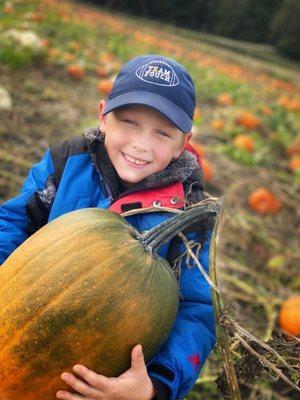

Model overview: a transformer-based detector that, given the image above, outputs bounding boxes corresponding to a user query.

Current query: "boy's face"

[99,101,192,188]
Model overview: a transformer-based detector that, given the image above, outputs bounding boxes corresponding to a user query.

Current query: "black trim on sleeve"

[150,377,170,400]
[148,364,175,383]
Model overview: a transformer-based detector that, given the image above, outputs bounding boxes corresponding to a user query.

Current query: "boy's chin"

[117,169,149,187]
[118,176,139,189]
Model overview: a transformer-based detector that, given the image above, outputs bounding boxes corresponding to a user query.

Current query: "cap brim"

[103,91,192,133]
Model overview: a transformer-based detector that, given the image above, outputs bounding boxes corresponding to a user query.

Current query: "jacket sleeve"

[147,228,216,400]
[0,150,55,264]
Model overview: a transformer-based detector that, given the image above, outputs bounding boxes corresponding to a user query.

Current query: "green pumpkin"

[0,202,218,399]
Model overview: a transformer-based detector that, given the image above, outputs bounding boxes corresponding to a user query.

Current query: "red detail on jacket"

[109,182,185,214]
[109,144,201,215]
[188,353,201,369]
[184,142,202,168]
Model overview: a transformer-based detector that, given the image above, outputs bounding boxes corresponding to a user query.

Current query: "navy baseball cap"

[103,55,196,133]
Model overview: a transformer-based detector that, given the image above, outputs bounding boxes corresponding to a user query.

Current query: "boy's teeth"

[124,154,148,165]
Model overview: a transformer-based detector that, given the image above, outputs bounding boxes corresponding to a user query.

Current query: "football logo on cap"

[135,60,179,87]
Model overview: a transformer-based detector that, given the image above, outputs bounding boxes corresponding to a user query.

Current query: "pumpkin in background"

[247,188,281,214]
[235,111,260,130]
[193,107,201,121]
[201,159,213,182]
[97,78,114,95]
[187,140,213,182]
[278,296,300,336]
[189,139,205,158]
[233,134,254,153]
[0,203,218,400]
[285,140,300,158]
[288,156,300,174]
[95,65,111,78]
[66,64,85,81]
[216,93,233,106]
[212,119,224,130]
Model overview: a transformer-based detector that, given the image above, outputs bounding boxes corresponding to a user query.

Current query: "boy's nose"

[131,142,149,153]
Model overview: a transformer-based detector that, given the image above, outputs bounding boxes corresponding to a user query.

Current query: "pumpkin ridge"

[0,241,139,357]
[0,222,138,318]
[0,227,85,293]
[0,249,176,395]
[0,245,103,337]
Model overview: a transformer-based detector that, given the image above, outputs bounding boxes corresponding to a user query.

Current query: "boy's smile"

[121,152,151,167]
[99,101,191,188]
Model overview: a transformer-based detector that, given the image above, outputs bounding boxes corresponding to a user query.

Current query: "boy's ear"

[185,131,193,144]
[98,100,107,134]
[173,131,193,159]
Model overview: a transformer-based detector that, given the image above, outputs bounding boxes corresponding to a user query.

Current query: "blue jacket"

[0,128,216,400]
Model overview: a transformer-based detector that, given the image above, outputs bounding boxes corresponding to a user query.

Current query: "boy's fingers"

[131,344,145,369]
[72,364,109,390]
[60,372,101,397]
[56,389,91,400]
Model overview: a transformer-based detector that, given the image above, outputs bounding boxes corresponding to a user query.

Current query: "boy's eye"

[123,119,137,126]
[157,130,170,138]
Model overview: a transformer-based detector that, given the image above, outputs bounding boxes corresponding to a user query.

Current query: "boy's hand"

[56,345,156,400]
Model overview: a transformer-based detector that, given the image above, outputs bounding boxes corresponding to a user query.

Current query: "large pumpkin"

[0,202,218,399]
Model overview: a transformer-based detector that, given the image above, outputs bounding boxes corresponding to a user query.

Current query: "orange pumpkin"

[95,66,111,78]
[278,97,300,111]
[233,134,254,153]
[212,119,224,130]
[278,96,289,108]
[189,139,205,158]
[288,156,300,173]
[278,296,300,336]
[247,188,281,214]
[66,64,85,81]
[69,41,81,51]
[279,97,300,112]
[48,47,60,59]
[62,53,76,63]
[97,79,114,95]
[216,93,233,106]
[285,141,300,158]
[100,52,115,63]
[262,106,272,116]
[28,13,44,23]
[194,107,201,121]
[288,100,300,112]
[235,112,260,130]
[40,39,50,48]
[3,3,14,13]
[201,159,213,182]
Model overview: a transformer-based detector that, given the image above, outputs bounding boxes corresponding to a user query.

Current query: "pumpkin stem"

[141,201,220,252]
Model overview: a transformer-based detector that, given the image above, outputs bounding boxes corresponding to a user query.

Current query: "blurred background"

[0,0,299,398]
[85,0,300,61]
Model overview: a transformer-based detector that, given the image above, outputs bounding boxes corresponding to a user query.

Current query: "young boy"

[0,55,216,400]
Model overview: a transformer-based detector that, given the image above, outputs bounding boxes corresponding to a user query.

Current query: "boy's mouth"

[122,152,151,167]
